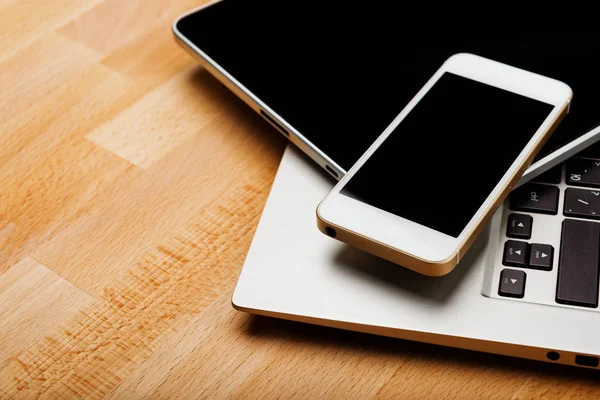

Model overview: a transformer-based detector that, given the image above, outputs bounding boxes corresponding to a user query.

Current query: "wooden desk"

[0,1,599,397]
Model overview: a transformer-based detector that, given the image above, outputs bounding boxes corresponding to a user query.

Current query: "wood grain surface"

[1,1,599,398]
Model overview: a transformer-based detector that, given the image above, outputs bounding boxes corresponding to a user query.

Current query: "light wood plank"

[104,292,266,400]
[87,69,224,168]
[0,55,141,275]
[101,21,196,87]
[0,163,279,398]
[374,356,526,399]
[0,34,102,133]
[511,373,600,399]
[0,0,16,9]
[0,0,103,62]
[113,294,402,400]
[0,257,92,366]
[2,0,600,397]
[58,0,206,55]
[31,73,284,296]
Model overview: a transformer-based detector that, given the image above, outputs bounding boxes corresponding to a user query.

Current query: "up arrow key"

[507,214,532,240]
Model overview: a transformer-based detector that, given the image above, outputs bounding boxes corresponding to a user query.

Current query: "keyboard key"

[533,165,562,184]
[563,188,600,220]
[503,240,528,267]
[506,213,532,239]
[566,158,600,188]
[556,219,600,308]
[499,269,526,298]
[528,243,553,271]
[510,183,559,215]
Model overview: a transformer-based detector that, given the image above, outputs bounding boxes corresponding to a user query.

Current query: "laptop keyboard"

[487,142,600,311]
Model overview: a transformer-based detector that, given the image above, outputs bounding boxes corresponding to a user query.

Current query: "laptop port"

[260,110,289,137]
[546,351,560,361]
[575,355,599,367]
[325,227,337,238]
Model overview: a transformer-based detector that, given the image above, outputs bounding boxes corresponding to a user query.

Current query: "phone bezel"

[317,53,572,272]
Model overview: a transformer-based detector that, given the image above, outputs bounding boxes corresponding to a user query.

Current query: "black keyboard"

[495,141,600,309]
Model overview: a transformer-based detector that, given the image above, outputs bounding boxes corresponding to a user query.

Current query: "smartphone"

[316,53,572,277]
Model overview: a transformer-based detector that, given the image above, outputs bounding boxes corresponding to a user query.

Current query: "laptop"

[174,4,600,368]
[233,143,600,369]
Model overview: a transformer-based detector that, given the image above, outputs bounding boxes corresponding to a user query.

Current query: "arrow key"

[507,213,533,239]
[499,269,526,298]
[528,243,554,271]
[503,240,528,267]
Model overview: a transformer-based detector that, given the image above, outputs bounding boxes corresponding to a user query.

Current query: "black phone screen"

[177,4,600,172]
[340,72,555,238]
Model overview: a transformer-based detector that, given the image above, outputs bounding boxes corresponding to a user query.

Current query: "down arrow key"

[499,269,526,298]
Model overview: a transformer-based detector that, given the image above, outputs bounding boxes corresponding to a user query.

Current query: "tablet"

[174,3,600,182]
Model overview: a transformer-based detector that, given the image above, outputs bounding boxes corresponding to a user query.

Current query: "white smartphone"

[317,53,572,277]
